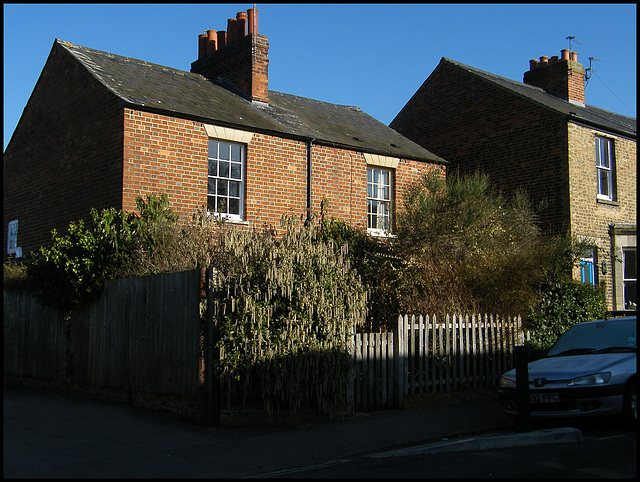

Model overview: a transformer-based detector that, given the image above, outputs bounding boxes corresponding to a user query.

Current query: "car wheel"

[623,381,637,430]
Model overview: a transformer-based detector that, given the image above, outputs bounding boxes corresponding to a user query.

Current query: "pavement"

[3,384,582,478]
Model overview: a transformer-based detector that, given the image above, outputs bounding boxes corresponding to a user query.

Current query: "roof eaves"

[442,57,636,139]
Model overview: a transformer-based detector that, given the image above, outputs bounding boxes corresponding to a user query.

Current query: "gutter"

[307,139,314,223]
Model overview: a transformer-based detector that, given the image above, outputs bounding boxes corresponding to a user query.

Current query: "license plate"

[530,393,559,403]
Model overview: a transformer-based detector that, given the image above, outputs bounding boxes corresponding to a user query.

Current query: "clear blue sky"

[3,3,637,151]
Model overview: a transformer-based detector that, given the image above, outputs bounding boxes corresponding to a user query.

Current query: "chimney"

[523,49,585,105]
[191,7,268,103]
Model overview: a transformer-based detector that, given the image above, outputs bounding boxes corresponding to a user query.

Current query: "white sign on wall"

[7,219,21,257]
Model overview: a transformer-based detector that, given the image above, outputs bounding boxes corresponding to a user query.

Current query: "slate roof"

[56,39,445,164]
[442,58,636,139]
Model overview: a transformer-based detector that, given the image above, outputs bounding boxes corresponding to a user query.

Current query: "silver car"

[498,316,636,428]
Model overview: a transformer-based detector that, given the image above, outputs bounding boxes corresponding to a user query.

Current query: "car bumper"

[498,385,626,418]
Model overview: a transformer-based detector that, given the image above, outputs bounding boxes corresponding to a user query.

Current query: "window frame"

[207,139,245,222]
[595,135,616,201]
[580,257,596,285]
[622,247,637,310]
[367,166,393,236]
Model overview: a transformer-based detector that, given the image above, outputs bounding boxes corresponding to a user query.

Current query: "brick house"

[4,7,446,259]
[390,50,636,311]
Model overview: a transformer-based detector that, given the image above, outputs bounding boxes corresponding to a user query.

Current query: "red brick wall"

[391,60,571,235]
[5,41,444,256]
[311,145,366,227]
[121,119,443,233]
[246,134,307,228]
[3,41,124,256]
[122,110,208,217]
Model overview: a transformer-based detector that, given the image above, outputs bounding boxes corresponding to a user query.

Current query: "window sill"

[596,198,619,207]
[206,212,250,225]
[367,229,396,239]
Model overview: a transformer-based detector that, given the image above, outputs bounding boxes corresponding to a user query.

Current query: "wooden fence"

[4,269,527,420]
[351,314,527,411]
[3,270,202,415]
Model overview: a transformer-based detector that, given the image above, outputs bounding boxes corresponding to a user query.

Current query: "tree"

[394,170,545,315]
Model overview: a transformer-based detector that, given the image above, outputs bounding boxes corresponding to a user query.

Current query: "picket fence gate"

[351,314,527,412]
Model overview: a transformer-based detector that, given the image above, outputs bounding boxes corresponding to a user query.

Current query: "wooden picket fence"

[4,269,528,420]
[351,314,527,411]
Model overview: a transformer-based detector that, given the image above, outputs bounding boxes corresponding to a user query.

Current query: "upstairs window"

[208,140,245,221]
[367,167,392,234]
[595,136,615,201]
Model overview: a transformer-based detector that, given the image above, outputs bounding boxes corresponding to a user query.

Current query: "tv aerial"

[566,35,582,52]
[585,56,601,83]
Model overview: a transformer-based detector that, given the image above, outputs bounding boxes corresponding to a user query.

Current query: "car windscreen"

[546,319,637,357]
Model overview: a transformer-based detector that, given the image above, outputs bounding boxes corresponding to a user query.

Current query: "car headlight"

[567,372,612,386]
[499,375,516,389]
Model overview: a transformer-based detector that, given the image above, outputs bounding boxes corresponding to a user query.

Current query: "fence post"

[347,333,355,415]
[514,345,532,432]
[393,315,405,409]
[203,267,221,426]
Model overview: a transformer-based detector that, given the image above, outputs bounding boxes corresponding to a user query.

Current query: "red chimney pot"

[198,33,208,59]
[236,11,248,37]
[207,29,217,54]
[247,7,258,35]
[227,18,237,43]
[217,30,227,49]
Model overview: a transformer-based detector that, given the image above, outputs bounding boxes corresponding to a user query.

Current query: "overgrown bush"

[317,209,402,332]
[26,219,110,311]
[3,257,29,290]
[13,185,609,413]
[210,216,367,414]
[24,193,181,311]
[394,170,545,316]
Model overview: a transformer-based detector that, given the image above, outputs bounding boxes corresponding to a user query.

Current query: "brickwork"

[524,59,585,104]
[391,58,636,310]
[122,110,208,218]
[3,42,124,255]
[191,34,269,103]
[6,72,441,255]
[391,61,571,234]
[568,123,637,306]
[245,134,308,228]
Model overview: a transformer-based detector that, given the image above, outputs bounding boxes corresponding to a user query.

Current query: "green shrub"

[3,258,29,290]
[26,220,109,311]
[24,193,178,311]
[525,279,606,356]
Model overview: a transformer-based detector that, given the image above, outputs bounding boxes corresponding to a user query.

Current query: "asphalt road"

[4,384,635,478]
[267,424,636,478]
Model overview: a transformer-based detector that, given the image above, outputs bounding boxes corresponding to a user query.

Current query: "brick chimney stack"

[523,49,585,105]
[191,7,269,103]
